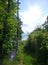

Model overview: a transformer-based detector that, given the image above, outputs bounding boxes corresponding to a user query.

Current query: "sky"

[19,0,48,34]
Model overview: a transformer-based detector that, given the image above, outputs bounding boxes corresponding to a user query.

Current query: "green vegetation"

[0,0,22,65]
[24,17,48,65]
[0,0,48,65]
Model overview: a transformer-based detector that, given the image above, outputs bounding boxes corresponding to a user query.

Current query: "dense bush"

[24,30,48,65]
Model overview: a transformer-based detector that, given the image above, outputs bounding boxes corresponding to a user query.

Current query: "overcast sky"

[19,0,48,33]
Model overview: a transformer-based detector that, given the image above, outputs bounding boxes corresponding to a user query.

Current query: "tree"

[24,29,48,65]
[15,0,23,54]
[0,0,22,64]
[42,16,48,31]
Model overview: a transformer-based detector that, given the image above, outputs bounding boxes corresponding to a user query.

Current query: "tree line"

[24,16,48,65]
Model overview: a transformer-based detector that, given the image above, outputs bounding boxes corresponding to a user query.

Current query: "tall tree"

[0,0,22,64]
[16,0,22,53]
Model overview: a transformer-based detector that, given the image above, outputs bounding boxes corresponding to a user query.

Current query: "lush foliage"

[24,17,48,65]
[0,0,48,65]
[0,0,22,65]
